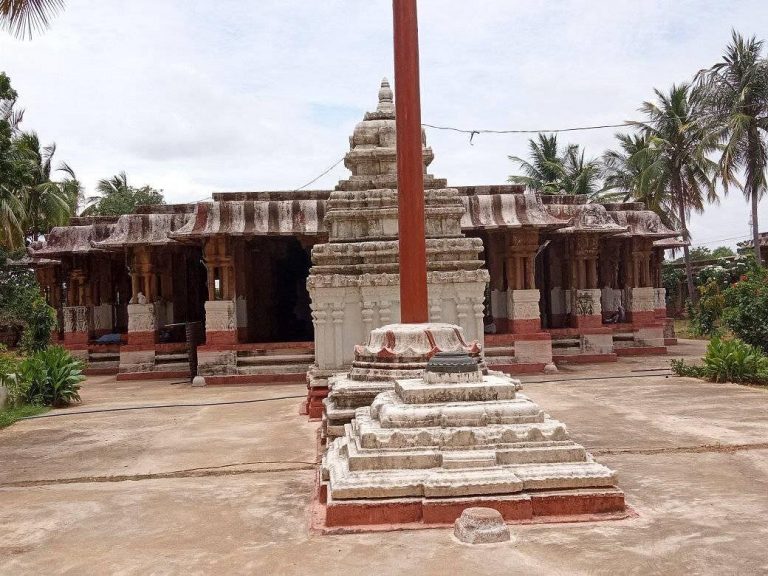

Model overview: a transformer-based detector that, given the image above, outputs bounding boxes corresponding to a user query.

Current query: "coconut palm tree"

[13,131,80,241]
[0,0,63,38]
[636,83,720,304]
[82,171,164,216]
[696,31,768,267]
[601,132,677,229]
[509,133,603,196]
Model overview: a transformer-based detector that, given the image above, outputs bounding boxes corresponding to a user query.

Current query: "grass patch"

[0,404,49,429]
[674,318,711,340]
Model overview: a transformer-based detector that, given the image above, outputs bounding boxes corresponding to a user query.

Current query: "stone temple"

[26,79,680,420]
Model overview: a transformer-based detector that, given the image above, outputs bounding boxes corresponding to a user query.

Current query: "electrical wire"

[292,157,345,191]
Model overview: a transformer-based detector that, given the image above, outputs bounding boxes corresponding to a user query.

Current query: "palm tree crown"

[696,30,768,266]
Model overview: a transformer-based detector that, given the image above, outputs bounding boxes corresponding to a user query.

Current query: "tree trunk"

[676,177,697,306]
[752,187,762,267]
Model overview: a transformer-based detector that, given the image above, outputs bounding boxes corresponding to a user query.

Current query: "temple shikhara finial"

[377,77,394,114]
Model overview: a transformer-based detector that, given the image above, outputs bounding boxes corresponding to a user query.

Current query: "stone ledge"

[311,472,628,532]
[553,353,618,365]
[614,346,667,357]
[204,373,307,386]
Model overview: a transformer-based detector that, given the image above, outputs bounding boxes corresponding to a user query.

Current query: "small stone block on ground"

[453,507,511,544]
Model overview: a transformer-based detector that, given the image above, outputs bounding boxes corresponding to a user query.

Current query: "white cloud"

[1,0,765,248]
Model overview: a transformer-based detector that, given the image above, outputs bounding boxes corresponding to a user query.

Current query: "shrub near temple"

[722,267,768,354]
[20,346,84,407]
[672,337,768,385]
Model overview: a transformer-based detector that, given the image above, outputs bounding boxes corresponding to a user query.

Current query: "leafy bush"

[0,352,28,407]
[21,346,84,406]
[0,249,57,349]
[687,279,725,336]
[671,337,768,385]
[722,267,768,354]
[20,297,56,353]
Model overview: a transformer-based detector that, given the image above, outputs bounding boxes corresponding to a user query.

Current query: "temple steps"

[612,332,636,346]
[86,350,120,374]
[550,337,582,356]
[236,353,315,366]
[234,348,314,376]
[237,363,314,375]
[483,345,516,366]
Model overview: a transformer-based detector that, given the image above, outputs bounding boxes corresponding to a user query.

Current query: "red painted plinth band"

[511,318,542,334]
[572,315,603,330]
[627,311,656,324]
[126,331,156,346]
[63,332,89,346]
[205,331,238,345]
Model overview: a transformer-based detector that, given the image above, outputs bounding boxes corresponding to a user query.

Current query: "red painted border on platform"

[64,332,89,347]
[664,338,678,346]
[198,340,314,353]
[627,311,656,324]
[205,373,307,386]
[615,346,667,357]
[116,370,189,381]
[126,331,156,346]
[510,318,542,334]
[572,315,603,330]
[553,353,618,364]
[312,475,628,532]
[204,331,239,346]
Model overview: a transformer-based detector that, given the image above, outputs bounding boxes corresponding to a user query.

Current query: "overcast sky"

[2,0,766,249]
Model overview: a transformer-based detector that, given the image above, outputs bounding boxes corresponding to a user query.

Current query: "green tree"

[509,133,603,196]
[12,131,81,241]
[0,0,64,39]
[697,31,768,267]
[82,172,164,216]
[601,132,677,229]
[0,72,25,249]
[637,83,720,304]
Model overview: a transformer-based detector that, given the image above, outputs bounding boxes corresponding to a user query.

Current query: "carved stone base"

[323,323,484,439]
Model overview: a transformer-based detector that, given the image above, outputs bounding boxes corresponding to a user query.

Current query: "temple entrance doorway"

[239,236,313,343]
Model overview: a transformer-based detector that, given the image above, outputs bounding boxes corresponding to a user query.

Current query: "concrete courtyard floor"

[1,339,767,575]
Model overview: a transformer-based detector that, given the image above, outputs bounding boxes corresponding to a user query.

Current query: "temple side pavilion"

[27,81,680,409]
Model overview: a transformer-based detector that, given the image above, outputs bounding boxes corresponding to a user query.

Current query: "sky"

[1,0,766,250]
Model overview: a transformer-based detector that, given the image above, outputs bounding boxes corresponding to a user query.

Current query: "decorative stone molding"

[323,323,485,439]
[507,289,541,320]
[127,303,158,333]
[63,306,90,334]
[92,304,113,333]
[625,287,656,313]
[204,300,236,333]
[573,289,602,317]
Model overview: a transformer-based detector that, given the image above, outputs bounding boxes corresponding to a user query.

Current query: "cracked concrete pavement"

[1,339,767,575]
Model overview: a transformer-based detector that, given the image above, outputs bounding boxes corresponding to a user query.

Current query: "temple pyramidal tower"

[305,79,489,418]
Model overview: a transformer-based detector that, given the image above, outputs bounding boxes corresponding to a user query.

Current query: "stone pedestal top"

[454,507,511,544]
[355,323,481,361]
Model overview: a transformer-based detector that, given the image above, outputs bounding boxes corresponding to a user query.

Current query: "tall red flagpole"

[393,0,429,323]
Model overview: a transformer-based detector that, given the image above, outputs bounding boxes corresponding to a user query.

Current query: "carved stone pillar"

[62,304,91,348]
[569,234,602,330]
[486,232,508,331]
[203,237,239,345]
[625,238,656,324]
[505,229,542,334]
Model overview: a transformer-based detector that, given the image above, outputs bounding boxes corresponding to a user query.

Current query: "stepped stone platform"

[317,341,626,530]
[322,323,485,440]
